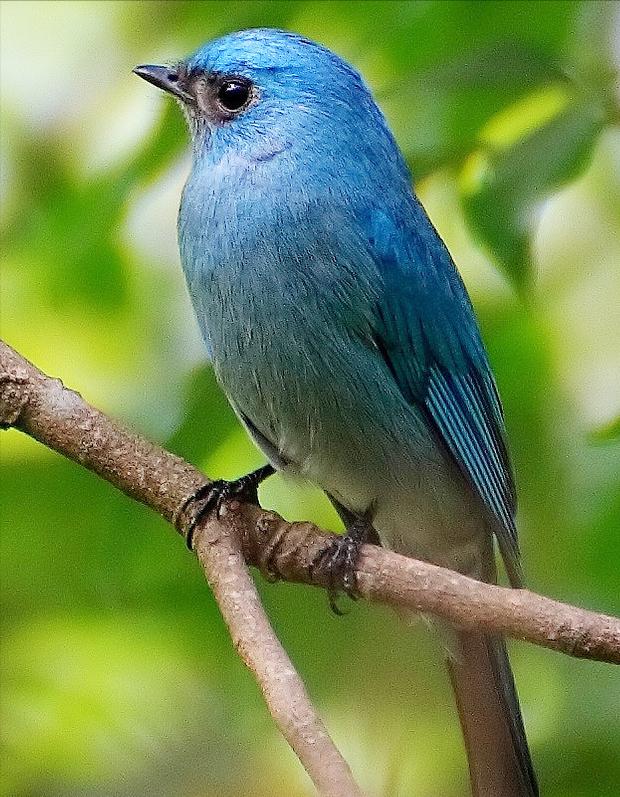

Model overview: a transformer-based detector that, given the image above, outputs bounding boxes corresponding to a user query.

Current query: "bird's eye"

[216,78,252,113]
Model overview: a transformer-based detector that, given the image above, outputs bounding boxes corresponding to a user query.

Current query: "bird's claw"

[310,520,371,614]
[180,465,274,550]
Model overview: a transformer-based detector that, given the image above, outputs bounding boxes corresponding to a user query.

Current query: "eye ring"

[215,77,253,115]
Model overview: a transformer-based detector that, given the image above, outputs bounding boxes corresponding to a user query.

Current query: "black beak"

[133,64,194,103]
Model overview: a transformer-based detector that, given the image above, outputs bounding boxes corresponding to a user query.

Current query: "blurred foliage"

[1,2,619,796]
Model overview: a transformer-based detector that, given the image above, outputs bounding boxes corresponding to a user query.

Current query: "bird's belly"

[215,341,488,576]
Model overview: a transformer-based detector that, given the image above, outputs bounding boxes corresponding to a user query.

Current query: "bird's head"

[134,28,402,176]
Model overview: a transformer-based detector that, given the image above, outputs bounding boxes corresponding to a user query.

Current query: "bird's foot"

[310,517,377,615]
[180,464,275,550]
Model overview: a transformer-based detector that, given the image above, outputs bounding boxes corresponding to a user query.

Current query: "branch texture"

[2,341,619,664]
[0,341,362,797]
[1,340,618,723]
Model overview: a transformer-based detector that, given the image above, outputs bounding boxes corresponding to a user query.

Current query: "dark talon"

[310,517,377,614]
[181,464,275,550]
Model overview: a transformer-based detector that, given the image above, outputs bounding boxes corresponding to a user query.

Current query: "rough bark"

[2,341,619,791]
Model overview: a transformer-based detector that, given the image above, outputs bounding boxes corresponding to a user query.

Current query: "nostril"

[168,72,178,82]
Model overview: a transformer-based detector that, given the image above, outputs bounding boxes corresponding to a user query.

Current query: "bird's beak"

[133,64,194,103]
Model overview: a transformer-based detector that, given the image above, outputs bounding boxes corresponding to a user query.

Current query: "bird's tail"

[447,630,538,796]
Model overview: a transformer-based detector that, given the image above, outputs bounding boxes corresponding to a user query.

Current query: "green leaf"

[384,40,566,177]
[166,364,239,464]
[589,416,620,444]
[461,96,606,287]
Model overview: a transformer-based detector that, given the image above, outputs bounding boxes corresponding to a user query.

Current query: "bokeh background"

[1,2,619,795]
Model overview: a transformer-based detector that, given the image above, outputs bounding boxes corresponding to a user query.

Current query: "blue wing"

[367,203,521,585]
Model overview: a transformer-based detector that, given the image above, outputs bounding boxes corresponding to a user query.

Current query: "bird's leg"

[311,508,380,614]
[180,464,275,550]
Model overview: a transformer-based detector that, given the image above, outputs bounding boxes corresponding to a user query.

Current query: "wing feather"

[367,204,521,584]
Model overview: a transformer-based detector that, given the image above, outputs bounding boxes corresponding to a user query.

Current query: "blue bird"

[135,28,537,796]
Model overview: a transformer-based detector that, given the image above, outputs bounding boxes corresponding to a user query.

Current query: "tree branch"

[0,341,363,797]
[1,340,619,789]
[240,509,620,663]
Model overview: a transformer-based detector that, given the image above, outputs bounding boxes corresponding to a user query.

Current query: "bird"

[134,27,538,796]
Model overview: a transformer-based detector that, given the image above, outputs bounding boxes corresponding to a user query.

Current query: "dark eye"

[216,78,252,113]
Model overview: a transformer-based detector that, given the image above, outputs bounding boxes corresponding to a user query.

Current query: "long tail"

[447,630,539,796]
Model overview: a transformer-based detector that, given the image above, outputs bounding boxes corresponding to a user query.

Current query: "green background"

[1,2,619,795]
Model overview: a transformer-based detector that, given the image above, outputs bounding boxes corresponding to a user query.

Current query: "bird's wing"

[366,205,521,585]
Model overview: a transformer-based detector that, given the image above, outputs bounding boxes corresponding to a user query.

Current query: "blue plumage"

[366,201,521,583]
[135,28,537,795]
